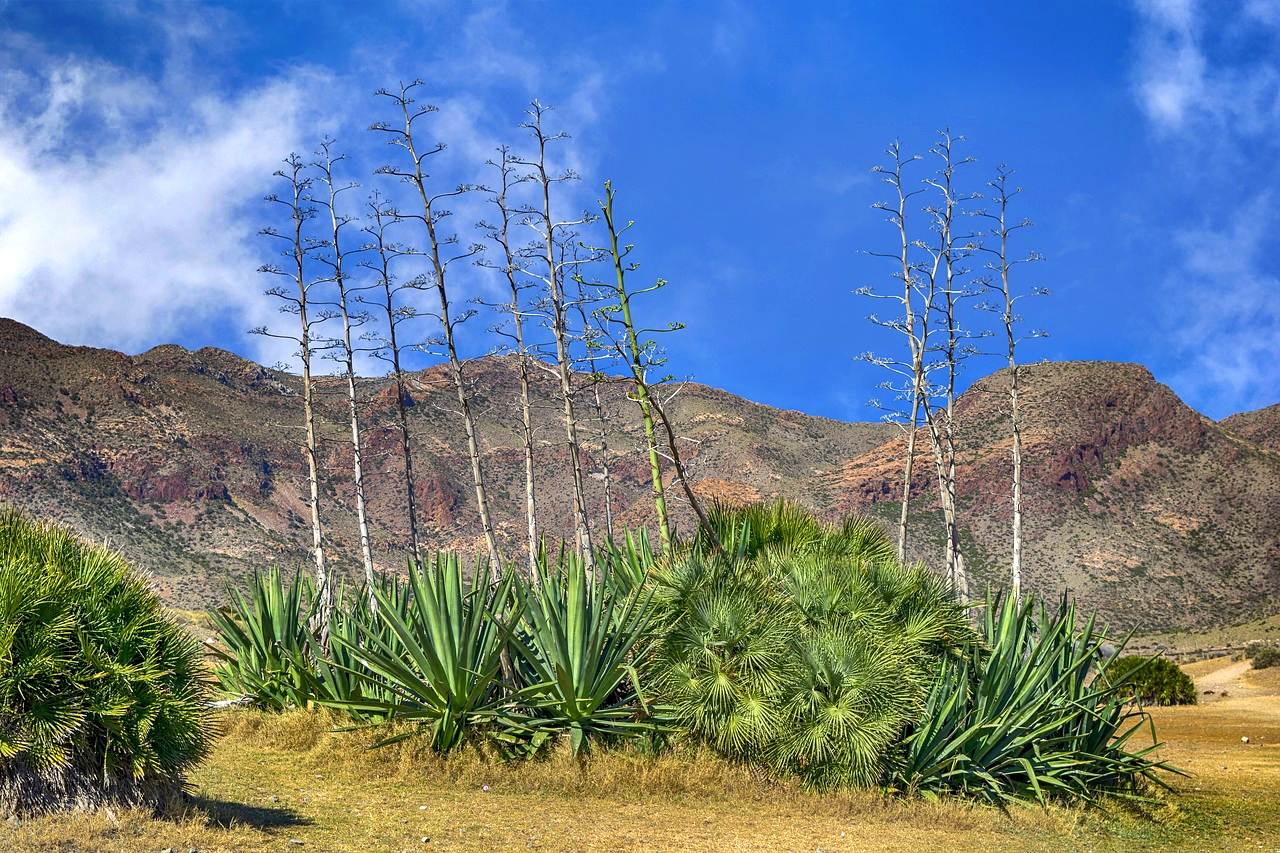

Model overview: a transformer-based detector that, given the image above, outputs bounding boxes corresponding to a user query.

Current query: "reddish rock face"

[417,473,464,530]
[370,383,415,411]
[117,466,229,503]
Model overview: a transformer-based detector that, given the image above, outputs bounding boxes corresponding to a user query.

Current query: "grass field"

[1135,611,1280,653]
[6,659,1279,852]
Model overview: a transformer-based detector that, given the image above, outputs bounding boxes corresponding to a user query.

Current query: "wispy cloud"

[1162,194,1280,416]
[1130,0,1280,414]
[0,0,657,368]
[1131,0,1280,135]
[0,27,331,365]
[709,0,758,65]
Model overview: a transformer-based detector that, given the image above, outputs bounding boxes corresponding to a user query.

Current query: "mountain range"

[2,317,1277,631]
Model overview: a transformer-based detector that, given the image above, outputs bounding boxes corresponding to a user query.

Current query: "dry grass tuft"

[219,709,1005,821]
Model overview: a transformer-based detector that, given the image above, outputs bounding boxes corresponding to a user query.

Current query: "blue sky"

[2,0,1278,420]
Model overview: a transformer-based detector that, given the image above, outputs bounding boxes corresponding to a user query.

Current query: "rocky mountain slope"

[3,317,1277,630]
[1221,403,1280,453]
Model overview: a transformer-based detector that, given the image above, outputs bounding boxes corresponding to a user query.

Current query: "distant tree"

[974,166,1047,601]
[512,102,597,569]
[477,147,541,577]
[253,153,332,641]
[371,81,502,571]
[311,138,377,608]
[359,191,424,566]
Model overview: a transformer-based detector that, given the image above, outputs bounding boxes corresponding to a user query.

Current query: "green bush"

[1109,656,1197,706]
[0,509,213,816]
[1246,642,1280,670]
[322,553,514,752]
[889,593,1179,805]
[648,501,970,789]
[208,568,406,718]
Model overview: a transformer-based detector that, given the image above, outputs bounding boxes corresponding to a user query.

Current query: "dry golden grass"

[1137,611,1280,652]
[6,661,1279,852]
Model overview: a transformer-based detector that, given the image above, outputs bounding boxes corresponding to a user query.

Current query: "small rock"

[418,805,428,811]
[482,784,490,792]
[421,837,430,844]
[189,848,199,853]
[1242,736,1250,744]
[270,796,279,803]
[161,848,172,853]
[289,840,305,846]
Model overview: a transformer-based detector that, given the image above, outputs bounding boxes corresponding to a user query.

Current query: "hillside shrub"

[0,508,213,816]
[1246,642,1280,670]
[888,593,1179,805]
[1109,656,1197,706]
[648,501,971,789]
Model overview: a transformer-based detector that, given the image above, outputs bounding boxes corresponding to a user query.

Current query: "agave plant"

[889,592,1180,805]
[320,554,512,752]
[0,508,213,815]
[207,565,315,711]
[502,549,663,755]
[303,574,413,720]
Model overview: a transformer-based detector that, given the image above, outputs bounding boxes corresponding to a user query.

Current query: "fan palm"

[0,508,213,815]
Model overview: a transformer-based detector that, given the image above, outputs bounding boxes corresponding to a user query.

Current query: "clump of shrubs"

[0,509,214,817]
[208,501,1177,806]
[1246,642,1280,670]
[1109,655,1197,706]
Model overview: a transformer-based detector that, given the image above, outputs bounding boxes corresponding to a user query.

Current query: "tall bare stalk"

[583,183,696,548]
[312,139,376,607]
[860,143,928,562]
[571,257,616,544]
[513,101,595,568]
[255,154,331,641]
[478,147,540,577]
[361,192,423,565]
[372,81,501,570]
[975,167,1046,601]
[919,131,981,602]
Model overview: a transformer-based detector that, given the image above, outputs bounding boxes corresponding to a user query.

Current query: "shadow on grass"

[183,795,310,831]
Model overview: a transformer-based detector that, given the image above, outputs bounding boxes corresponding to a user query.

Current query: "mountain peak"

[0,317,54,346]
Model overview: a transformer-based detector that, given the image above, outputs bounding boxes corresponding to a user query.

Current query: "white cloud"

[1131,1,1280,415]
[0,35,331,363]
[1162,195,1280,416]
[1131,0,1280,134]
[0,1,660,370]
